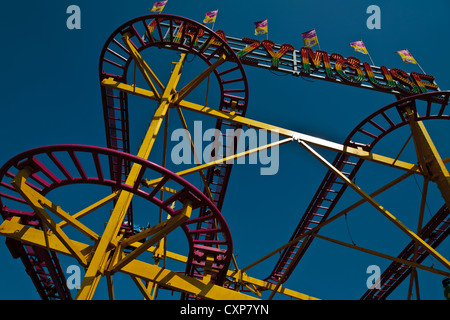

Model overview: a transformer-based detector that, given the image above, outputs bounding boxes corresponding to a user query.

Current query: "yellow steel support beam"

[0,218,259,300]
[57,191,119,229]
[106,273,115,300]
[0,217,321,300]
[405,107,450,209]
[143,137,293,188]
[119,259,259,300]
[228,269,320,300]
[0,218,92,259]
[122,33,164,98]
[76,53,187,300]
[242,158,450,275]
[111,201,192,273]
[178,99,421,173]
[130,276,154,300]
[100,78,421,174]
[175,54,226,103]
[11,167,88,266]
[39,200,99,242]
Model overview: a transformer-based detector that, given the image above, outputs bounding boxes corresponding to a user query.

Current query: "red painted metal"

[0,145,234,288]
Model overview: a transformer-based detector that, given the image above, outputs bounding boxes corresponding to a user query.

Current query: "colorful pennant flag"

[396,49,417,64]
[150,1,167,13]
[349,40,368,55]
[254,19,268,36]
[301,29,319,48]
[203,10,218,25]
[349,40,375,65]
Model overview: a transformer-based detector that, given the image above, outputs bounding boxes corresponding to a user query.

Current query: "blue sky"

[0,0,449,300]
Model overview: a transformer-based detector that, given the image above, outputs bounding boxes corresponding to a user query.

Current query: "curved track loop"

[0,145,233,290]
[99,14,249,242]
[266,91,450,295]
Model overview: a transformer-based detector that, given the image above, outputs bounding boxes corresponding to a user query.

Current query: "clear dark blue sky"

[0,0,449,300]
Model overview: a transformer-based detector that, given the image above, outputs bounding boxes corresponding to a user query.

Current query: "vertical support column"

[76,53,186,300]
[404,106,450,209]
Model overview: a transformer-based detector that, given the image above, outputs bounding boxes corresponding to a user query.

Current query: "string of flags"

[148,1,426,72]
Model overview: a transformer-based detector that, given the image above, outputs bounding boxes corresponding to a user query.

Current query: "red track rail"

[361,204,450,299]
[0,145,233,289]
[98,14,249,286]
[265,91,450,294]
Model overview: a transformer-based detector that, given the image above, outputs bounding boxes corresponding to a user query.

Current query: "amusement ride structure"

[0,14,449,300]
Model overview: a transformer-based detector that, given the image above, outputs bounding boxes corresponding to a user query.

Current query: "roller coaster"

[0,14,449,300]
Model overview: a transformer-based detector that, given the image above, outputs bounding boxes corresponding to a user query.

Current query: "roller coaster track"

[0,145,233,294]
[265,91,450,297]
[1,13,448,300]
[98,15,248,293]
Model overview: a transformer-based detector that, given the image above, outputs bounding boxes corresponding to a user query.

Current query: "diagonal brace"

[298,140,450,271]
[11,166,88,266]
[110,200,192,272]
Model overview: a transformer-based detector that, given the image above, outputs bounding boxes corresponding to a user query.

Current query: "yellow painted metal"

[76,53,187,300]
[57,191,119,229]
[39,199,99,241]
[143,137,293,188]
[178,99,421,173]
[4,34,447,301]
[106,273,115,300]
[111,201,192,272]
[11,167,88,266]
[226,268,319,300]
[240,170,415,274]
[122,32,164,98]
[0,215,320,300]
[0,218,92,258]
[119,258,259,300]
[101,78,421,174]
[130,276,154,300]
[405,107,450,209]
[175,54,226,103]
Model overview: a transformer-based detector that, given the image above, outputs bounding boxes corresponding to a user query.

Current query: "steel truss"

[0,14,449,300]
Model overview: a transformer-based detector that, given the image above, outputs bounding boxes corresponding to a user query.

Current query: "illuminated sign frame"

[151,20,441,98]
[216,33,440,97]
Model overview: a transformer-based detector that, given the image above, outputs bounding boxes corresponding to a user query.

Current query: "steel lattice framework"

[0,14,449,300]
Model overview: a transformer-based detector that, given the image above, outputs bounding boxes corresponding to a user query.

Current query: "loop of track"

[265,91,450,298]
[0,145,233,290]
[98,14,251,292]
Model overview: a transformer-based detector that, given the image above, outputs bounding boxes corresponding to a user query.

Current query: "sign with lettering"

[213,32,440,97]
[132,17,442,99]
